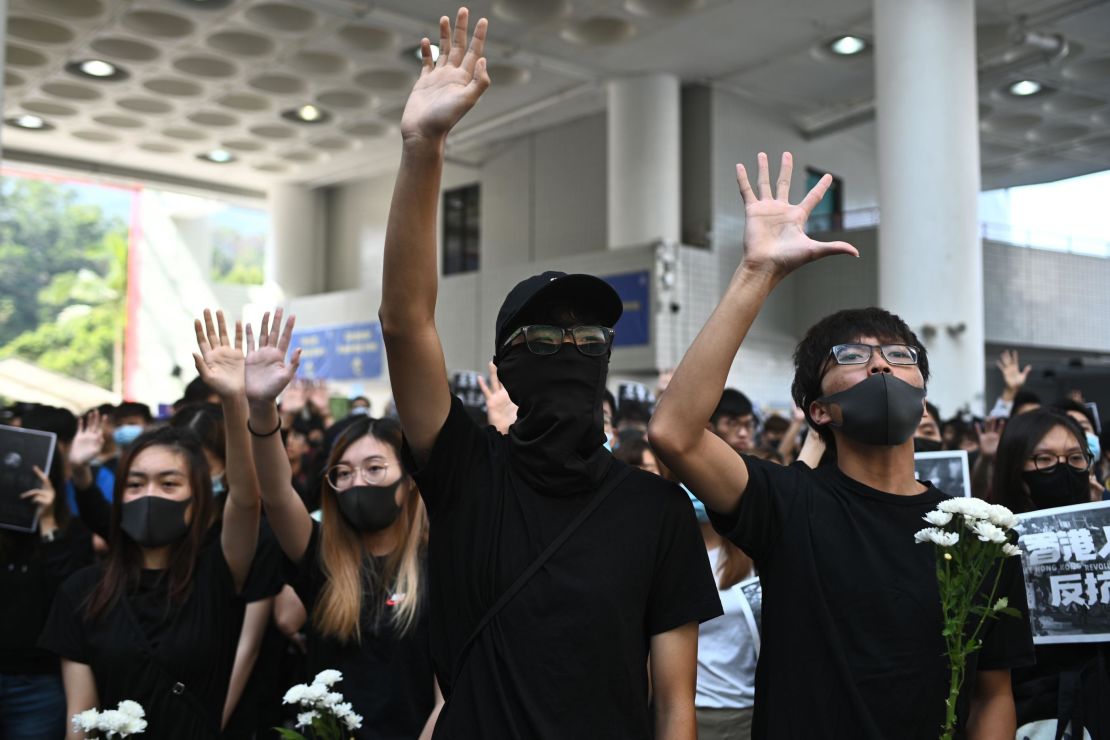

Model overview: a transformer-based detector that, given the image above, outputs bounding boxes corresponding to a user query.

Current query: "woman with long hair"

[989,408,1108,737]
[40,312,264,739]
[238,308,440,738]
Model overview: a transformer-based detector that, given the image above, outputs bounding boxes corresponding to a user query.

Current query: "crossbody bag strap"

[444,465,632,699]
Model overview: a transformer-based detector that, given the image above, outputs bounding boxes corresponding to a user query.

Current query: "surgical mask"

[120,496,191,547]
[1022,466,1089,510]
[1086,433,1101,461]
[211,475,226,497]
[335,481,402,533]
[113,424,144,448]
[683,484,710,524]
[350,406,370,417]
[818,374,926,447]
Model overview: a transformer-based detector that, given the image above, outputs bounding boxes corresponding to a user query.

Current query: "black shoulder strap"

[445,464,632,699]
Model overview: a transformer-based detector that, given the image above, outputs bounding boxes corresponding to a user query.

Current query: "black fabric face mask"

[119,496,192,548]
[914,437,944,453]
[335,481,403,533]
[1022,466,1089,510]
[496,343,612,495]
[818,373,926,447]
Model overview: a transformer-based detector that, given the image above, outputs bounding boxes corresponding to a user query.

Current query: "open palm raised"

[737,152,858,278]
[399,8,490,143]
[244,308,301,405]
[193,309,246,399]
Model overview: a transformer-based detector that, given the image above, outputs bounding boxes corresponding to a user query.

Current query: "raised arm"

[193,309,262,593]
[379,7,490,461]
[649,152,856,515]
[243,309,314,563]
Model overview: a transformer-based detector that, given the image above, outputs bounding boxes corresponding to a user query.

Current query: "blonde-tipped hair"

[313,418,428,643]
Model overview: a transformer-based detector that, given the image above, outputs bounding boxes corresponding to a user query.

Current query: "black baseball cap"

[494,271,623,354]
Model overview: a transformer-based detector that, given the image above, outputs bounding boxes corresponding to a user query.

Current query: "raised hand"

[21,465,56,529]
[308,380,331,414]
[193,309,246,400]
[995,350,1030,393]
[736,152,858,279]
[70,410,105,467]
[244,308,301,405]
[478,361,517,434]
[399,8,490,143]
[280,380,307,415]
[975,417,1006,459]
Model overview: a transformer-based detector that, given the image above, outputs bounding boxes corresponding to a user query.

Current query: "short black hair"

[762,414,790,434]
[711,388,753,424]
[992,408,1088,514]
[1011,390,1041,414]
[21,405,78,443]
[791,307,929,448]
[114,401,153,424]
[1051,398,1096,432]
[602,389,617,423]
[924,401,941,424]
[183,376,216,405]
[618,400,652,426]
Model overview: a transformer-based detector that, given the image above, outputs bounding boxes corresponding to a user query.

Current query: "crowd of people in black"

[3,7,1110,740]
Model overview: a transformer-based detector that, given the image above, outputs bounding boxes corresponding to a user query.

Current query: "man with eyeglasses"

[650,152,1033,740]
[378,9,721,739]
[709,388,757,454]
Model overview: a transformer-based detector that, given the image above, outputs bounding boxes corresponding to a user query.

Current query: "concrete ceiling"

[3,0,1109,194]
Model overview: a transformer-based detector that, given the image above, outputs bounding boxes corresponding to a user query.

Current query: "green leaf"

[273,728,307,740]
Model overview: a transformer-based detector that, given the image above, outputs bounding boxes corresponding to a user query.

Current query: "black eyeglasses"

[1029,452,1091,474]
[501,325,615,357]
[829,343,920,366]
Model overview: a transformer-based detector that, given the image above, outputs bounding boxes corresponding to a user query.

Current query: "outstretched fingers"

[269,308,283,347]
[461,16,488,75]
[277,313,296,354]
[436,16,451,68]
[756,152,772,199]
[775,152,793,201]
[245,323,256,353]
[194,318,211,355]
[735,164,757,204]
[216,310,230,347]
[448,7,469,66]
[809,238,859,259]
[259,312,271,347]
[798,173,833,215]
[204,309,220,350]
[234,320,244,351]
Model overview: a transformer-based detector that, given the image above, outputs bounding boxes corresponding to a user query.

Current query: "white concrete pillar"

[875,0,985,415]
[607,74,681,249]
[266,184,322,298]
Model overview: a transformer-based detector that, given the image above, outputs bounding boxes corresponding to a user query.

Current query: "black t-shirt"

[402,397,722,739]
[286,521,435,739]
[708,456,1036,740]
[39,539,259,739]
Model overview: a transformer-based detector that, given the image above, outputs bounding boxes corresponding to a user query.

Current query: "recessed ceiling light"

[6,114,52,130]
[281,104,332,124]
[404,43,440,63]
[829,35,868,56]
[197,149,235,163]
[1007,80,1044,97]
[66,59,129,81]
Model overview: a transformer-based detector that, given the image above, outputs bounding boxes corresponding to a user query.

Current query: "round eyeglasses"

[326,462,392,490]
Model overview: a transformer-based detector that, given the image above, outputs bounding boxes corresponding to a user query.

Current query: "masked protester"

[376,10,721,738]
[989,409,1109,737]
[649,151,1034,740]
[39,421,265,739]
[243,309,439,738]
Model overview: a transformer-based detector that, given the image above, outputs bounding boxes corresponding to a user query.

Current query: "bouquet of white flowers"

[71,700,147,738]
[915,497,1023,740]
[276,669,363,740]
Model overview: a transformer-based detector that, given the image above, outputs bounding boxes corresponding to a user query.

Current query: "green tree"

[0,178,128,389]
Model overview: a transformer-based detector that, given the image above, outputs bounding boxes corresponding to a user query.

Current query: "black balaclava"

[335,481,403,533]
[1022,466,1089,510]
[119,496,191,548]
[818,373,926,447]
[914,437,944,453]
[496,343,612,495]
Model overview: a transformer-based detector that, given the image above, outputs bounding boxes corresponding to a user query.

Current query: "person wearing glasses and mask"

[989,408,1109,737]
[377,9,721,739]
[236,310,441,739]
[649,152,1034,740]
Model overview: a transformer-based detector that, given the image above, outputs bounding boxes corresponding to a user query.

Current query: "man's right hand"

[995,350,1030,398]
[736,152,857,281]
[399,8,490,146]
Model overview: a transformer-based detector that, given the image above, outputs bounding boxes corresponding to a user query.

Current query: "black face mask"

[335,481,403,533]
[818,373,926,447]
[914,437,944,453]
[119,496,191,548]
[1022,466,1089,510]
[496,343,611,495]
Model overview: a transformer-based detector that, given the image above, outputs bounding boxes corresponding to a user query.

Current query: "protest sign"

[0,424,56,533]
[914,450,972,498]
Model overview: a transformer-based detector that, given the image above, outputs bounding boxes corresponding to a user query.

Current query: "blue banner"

[602,270,650,348]
[291,321,383,380]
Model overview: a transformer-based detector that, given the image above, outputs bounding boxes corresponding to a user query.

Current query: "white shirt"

[694,547,758,709]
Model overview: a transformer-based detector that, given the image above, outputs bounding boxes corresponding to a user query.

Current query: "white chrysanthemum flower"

[970,520,1008,544]
[938,497,993,519]
[97,709,127,733]
[986,504,1019,530]
[1002,543,1022,557]
[116,700,145,719]
[300,683,328,705]
[914,527,959,547]
[343,711,364,730]
[923,510,954,527]
[296,710,319,729]
[313,669,343,687]
[73,709,100,732]
[283,683,309,705]
[319,691,343,708]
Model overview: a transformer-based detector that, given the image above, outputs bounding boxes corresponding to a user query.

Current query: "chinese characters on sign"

[290,322,383,381]
[1015,501,1110,644]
